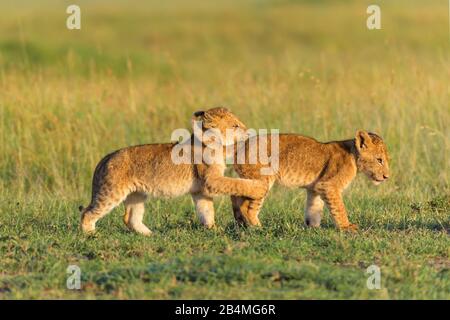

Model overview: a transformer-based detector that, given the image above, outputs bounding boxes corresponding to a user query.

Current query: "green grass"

[0,0,449,299]
[0,192,448,299]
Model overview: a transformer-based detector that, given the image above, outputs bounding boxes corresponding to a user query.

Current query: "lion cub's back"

[95,143,196,198]
[235,134,329,187]
[276,134,329,187]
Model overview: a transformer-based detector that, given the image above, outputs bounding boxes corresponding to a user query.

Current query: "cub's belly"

[277,168,318,188]
[136,165,199,198]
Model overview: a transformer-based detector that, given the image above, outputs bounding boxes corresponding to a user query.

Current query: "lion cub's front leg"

[231,196,247,224]
[204,176,268,199]
[319,188,358,231]
[192,194,215,229]
[304,189,324,228]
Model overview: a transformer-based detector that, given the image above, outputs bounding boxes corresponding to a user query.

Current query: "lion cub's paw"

[134,225,153,236]
[81,222,96,234]
[341,223,359,232]
[203,222,216,230]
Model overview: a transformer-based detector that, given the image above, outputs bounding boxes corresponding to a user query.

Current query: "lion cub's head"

[355,130,390,185]
[192,107,248,146]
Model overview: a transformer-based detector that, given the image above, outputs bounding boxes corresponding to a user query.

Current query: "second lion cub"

[232,130,390,230]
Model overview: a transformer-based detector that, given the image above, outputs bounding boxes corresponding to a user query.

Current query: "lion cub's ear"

[192,110,206,141]
[192,110,205,119]
[355,130,373,151]
[192,110,205,127]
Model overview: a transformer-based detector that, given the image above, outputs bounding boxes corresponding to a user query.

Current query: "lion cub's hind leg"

[244,198,264,227]
[123,192,151,236]
[81,190,129,234]
[232,196,264,227]
[304,189,324,228]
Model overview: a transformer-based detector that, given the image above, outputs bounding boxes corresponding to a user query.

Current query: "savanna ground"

[0,0,449,299]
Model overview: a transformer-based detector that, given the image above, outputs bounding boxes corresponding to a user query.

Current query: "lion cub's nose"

[383,174,389,180]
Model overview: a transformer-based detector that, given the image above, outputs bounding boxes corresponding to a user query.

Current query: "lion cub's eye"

[233,124,240,128]
[377,158,383,165]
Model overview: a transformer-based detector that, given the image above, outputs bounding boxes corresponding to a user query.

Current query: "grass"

[0,0,449,299]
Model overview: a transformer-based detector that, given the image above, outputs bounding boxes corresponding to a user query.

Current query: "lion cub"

[81,107,267,235]
[232,130,390,231]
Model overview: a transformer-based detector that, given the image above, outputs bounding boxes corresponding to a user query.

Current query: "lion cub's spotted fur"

[232,130,390,230]
[81,107,267,235]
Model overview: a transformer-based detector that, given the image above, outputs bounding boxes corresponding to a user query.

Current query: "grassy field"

[0,0,449,299]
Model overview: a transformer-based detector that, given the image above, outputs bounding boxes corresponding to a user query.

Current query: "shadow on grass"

[382,221,448,233]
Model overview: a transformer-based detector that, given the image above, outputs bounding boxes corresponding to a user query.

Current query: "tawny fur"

[231,130,390,231]
[81,107,268,235]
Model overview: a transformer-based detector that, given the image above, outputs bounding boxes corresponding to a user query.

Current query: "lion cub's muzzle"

[371,173,389,185]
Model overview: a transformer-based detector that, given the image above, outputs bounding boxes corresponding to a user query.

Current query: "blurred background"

[0,0,448,199]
